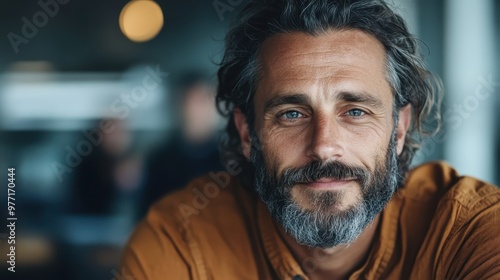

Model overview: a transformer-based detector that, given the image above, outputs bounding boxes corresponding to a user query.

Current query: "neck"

[276,215,380,280]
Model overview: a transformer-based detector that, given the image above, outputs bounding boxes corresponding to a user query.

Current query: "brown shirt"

[121,162,500,279]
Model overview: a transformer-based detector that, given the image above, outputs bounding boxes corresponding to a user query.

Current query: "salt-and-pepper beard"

[250,128,399,249]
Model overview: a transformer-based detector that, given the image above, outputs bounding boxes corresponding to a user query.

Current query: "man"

[121,0,500,279]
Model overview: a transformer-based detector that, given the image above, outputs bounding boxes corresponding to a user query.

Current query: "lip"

[299,178,356,189]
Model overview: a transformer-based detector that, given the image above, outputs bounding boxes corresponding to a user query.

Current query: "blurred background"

[0,0,498,279]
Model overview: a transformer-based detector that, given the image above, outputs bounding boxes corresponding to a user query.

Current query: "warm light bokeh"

[119,0,164,43]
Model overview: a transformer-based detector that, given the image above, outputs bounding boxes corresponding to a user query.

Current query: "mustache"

[277,160,370,189]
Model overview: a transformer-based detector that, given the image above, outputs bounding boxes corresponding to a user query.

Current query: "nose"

[306,114,345,161]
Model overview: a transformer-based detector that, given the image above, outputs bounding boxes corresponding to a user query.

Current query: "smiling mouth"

[298,178,357,189]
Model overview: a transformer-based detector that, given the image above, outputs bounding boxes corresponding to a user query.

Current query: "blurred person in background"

[140,71,223,217]
[122,0,500,279]
[61,118,144,280]
[70,118,143,216]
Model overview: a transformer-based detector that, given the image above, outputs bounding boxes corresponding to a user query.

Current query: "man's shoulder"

[123,173,262,278]
[403,162,500,279]
[403,161,500,208]
[147,171,253,227]
[392,162,500,279]
[121,172,252,279]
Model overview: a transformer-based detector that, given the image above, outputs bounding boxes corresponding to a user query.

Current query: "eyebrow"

[264,94,310,113]
[336,91,385,109]
[263,91,385,113]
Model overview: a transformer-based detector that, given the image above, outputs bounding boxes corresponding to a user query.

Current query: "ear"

[233,108,251,160]
[396,105,412,155]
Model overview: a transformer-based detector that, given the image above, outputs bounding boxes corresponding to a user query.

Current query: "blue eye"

[347,109,365,117]
[282,111,302,119]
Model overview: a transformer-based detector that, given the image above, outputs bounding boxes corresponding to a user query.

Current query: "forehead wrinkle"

[260,30,387,66]
[261,60,384,96]
[260,45,387,90]
[256,29,393,114]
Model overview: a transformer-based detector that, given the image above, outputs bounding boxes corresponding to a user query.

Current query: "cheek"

[259,127,308,175]
[344,126,391,171]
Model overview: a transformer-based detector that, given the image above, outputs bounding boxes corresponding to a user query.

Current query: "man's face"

[234,29,410,247]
